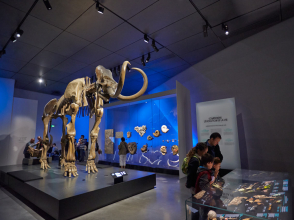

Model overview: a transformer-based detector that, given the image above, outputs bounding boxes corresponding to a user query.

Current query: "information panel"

[196,98,240,169]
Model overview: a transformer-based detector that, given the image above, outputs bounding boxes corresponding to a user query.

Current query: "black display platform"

[0,161,156,220]
[7,170,43,182]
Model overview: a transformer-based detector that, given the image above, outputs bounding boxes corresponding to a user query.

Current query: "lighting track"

[0,0,40,55]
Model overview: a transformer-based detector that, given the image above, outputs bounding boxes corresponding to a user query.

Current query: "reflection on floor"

[0,166,190,220]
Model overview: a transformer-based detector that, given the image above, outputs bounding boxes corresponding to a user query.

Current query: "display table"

[185,169,291,220]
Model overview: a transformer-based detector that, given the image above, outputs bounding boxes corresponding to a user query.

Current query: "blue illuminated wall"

[105,96,179,170]
[66,115,89,142]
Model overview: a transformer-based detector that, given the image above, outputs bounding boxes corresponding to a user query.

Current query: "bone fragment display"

[105,129,114,154]
[228,197,247,206]
[147,135,153,140]
[127,142,138,155]
[153,130,160,137]
[194,190,206,199]
[161,125,169,133]
[160,146,167,155]
[134,125,147,137]
[141,144,148,153]
[171,145,178,155]
[127,131,131,138]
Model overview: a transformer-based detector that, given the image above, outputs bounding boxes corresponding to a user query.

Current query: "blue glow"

[66,115,89,141]
[105,96,179,170]
[0,78,14,136]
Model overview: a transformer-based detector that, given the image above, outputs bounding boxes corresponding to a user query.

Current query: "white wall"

[8,98,38,165]
[148,17,294,176]
[14,89,63,150]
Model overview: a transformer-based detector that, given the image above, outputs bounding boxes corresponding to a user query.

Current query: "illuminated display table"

[185,169,291,220]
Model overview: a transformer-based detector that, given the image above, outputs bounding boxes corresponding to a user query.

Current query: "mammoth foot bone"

[64,162,78,177]
[60,158,66,167]
[40,159,51,170]
[86,160,98,174]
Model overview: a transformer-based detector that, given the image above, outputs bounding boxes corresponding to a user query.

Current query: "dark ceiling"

[0,0,293,96]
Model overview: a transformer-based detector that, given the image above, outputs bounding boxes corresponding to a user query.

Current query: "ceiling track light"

[10,37,17,43]
[144,34,149,43]
[146,53,151,63]
[43,0,52,10]
[96,1,104,14]
[152,39,159,52]
[39,78,43,83]
[203,24,208,37]
[141,55,146,66]
[16,29,24,38]
[222,23,229,35]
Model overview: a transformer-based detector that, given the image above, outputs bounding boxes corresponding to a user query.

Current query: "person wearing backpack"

[118,137,128,169]
[185,142,208,195]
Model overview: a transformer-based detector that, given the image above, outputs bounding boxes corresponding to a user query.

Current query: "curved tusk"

[117,67,148,101]
[109,61,130,98]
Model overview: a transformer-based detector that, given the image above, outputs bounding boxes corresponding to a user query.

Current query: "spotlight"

[146,53,151,63]
[144,34,149,43]
[152,39,159,52]
[222,23,229,35]
[96,2,104,14]
[16,29,24,38]
[0,50,6,58]
[127,66,131,72]
[43,0,52,10]
[39,78,43,83]
[203,24,208,37]
[10,37,17,43]
[141,55,145,66]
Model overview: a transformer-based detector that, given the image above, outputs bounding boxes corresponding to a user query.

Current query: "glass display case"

[185,169,291,220]
[104,95,179,170]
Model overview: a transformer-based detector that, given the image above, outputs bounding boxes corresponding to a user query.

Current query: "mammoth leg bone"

[86,97,103,174]
[64,103,79,177]
[40,116,52,170]
[60,115,68,167]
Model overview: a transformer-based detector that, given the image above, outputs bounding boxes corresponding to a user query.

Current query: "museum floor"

[0,165,190,220]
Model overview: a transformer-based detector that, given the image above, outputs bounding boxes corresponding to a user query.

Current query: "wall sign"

[196,98,240,169]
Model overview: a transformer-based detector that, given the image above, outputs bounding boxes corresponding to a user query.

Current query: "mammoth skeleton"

[39,61,148,177]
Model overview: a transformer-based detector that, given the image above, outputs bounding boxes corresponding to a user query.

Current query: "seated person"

[195,153,214,194]
[36,136,44,150]
[47,143,57,157]
[186,142,208,195]
[23,138,36,158]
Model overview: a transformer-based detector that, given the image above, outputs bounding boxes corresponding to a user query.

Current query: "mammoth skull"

[95,61,148,101]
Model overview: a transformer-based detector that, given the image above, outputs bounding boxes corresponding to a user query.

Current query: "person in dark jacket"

[36,136,44,150]
[23,138,36,158]
[186,142,208,194]
[118,137,128,169]
[196,153,215,193]
[206,132,223,162]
